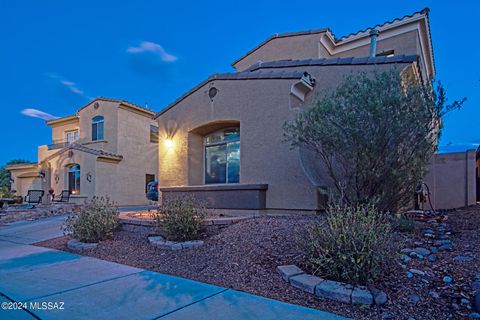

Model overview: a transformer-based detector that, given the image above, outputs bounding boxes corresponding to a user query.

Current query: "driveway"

[0,217,348,320]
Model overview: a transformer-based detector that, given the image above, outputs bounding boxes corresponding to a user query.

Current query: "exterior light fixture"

[164,139,175,149]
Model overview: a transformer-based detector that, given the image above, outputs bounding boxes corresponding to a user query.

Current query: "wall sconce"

[39,170,46,179]
[164,138,175,149]
[9,178,14,184]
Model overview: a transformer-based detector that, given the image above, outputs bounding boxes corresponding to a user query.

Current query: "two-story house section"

[8,97,158,206]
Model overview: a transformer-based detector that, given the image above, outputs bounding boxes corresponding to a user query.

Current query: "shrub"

[64,196,119,243]
[284,71,465,211]
[302,205,396,285]
[155,196,206,241]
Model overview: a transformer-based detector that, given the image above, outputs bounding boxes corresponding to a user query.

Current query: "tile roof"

[76,97,156,115]
[336,8,430,41]
[40,143,123,164]
[246,54,419,71]
[231,8,431,67]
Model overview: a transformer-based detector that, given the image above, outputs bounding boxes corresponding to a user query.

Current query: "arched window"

[67,164,80,195]
[92,116,104,141]
[204,128,240,184]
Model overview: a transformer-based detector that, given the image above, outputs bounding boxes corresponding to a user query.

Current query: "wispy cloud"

[45,73,92,100]
[21,108,59,121]
[127,41,178,62]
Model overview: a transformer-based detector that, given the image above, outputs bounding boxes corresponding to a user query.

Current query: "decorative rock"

[472,281,480,293]
[67,239,98,251]
[476,274,480,280]
[423,229,434,234]
[428,254,437,262]
[453,256,474,263]
[439,244,453,251]
[276,265,305,282]
[443,276,453,283]
[429,291,440,299]
[462,298,471,305]
[315,280,353,303]
[400,254,412,263]
[430,246,438,253]
[409,252,424,260]
[401,248,413,254]
[371,287,388,305]
[382,312,394,319]
[409,294,421,303]
[406,271,414,278]
[289,274,324,294]
[414,247,431,256]
[148,236,204,250]
[409,269,425,276]
[351,286,373,305]
[434,239,452,246]
[474,294,480,312]
[470,313,480,319]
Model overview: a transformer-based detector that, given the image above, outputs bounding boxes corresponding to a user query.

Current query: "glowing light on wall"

[164,138,175,149]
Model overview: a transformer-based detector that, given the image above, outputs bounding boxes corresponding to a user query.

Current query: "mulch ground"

[36,207,480,320]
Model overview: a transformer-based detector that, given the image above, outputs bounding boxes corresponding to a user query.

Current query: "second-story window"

[92,116,104,141]
[66,130,78,144]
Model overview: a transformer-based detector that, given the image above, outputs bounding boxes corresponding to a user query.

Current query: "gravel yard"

[36,207,480,320]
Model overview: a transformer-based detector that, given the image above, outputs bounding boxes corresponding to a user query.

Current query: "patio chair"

[23,190,44,208]
[53,190,70,203]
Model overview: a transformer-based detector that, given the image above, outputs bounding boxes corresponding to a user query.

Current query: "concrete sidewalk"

[0,218,348,320]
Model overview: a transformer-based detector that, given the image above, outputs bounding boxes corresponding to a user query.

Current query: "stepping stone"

[351,286,373,305]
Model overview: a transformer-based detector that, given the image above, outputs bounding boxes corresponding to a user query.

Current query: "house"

[154,9,436,214]
[8,97,158,206]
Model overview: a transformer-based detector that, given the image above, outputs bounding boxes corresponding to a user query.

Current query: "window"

[204,128,240,184]
[66,130,78,144]
[150,125,159,143]
[67,164,80,195]
[92,116,104,141]
[377,49,395,57]
[146,174,155,193]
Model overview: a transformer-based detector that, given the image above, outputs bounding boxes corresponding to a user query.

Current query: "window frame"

[65,130,79,144]
[92,116,104,141]
[67,164,81,195]
[203,127,240,185]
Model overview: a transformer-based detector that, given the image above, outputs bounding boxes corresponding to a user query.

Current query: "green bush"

[302,205,396,285]
[155,196,206,241]
[64,196,119,243]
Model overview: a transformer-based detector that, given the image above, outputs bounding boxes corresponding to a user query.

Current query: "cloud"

[127,41,177,62]
[21,108,59,121]
[45,73,92,100]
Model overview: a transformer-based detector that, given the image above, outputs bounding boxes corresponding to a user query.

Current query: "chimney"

[369,29,379,57]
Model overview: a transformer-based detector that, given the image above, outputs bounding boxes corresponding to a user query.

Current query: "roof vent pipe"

[369,29,379,57]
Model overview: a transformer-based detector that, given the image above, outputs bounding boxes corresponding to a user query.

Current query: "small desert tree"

[284,71,465,211]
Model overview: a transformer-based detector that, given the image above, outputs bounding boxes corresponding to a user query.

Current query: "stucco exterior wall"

[156,63,411,211]
[423,150,476,210]
[114,107,158,205]
[50,119,80,143]
[233,32,327,71]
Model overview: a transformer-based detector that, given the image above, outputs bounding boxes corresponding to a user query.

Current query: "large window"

[67,164,80,195]
[205,128,240,184]
[92,116,104,141]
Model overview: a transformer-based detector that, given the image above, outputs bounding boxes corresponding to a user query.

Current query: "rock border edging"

[277,265,387,305]
[67,239,98,251]
[148,236,203,250]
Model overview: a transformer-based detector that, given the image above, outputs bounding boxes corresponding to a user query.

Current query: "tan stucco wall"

[423,150,476,210]
[9,166,42,197]
[156,63,412,211]
[233,32,327,71]
[50,119,80,143]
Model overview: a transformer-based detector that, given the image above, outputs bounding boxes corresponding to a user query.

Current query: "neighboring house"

[154,9,436,214]
[8,97,158,206]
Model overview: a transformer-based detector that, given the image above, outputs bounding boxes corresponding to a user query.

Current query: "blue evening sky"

[0,0,478,164]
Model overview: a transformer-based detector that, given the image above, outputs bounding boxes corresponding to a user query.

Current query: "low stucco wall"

[423,150,476,210]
